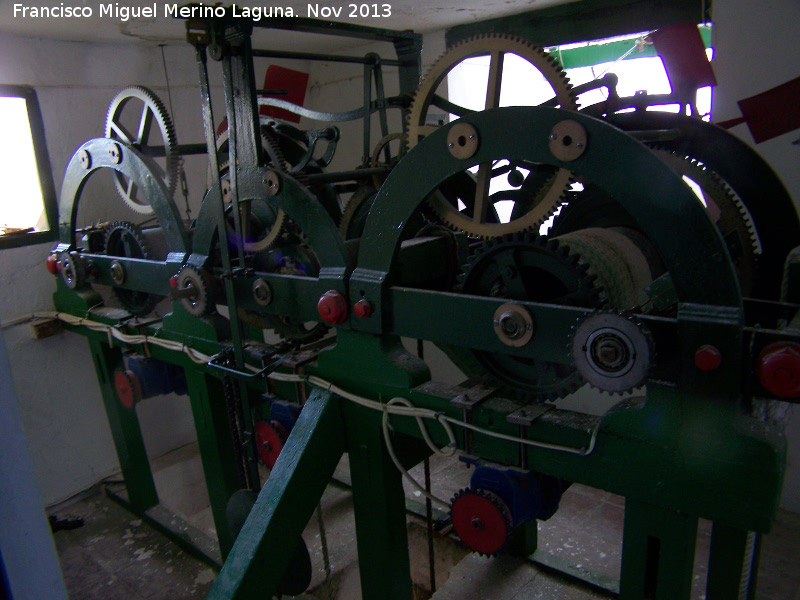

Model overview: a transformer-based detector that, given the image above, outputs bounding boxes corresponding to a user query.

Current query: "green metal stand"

[207,389,346,599]
[88,338,158,512]
[619,500,698,600]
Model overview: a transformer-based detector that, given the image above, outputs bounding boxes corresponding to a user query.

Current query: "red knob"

[169,274,179,289]
[317,290,348,324]
[757,342,800,398]
[694,345,722,371]
[353,298,372,318]
[45,254,61,275]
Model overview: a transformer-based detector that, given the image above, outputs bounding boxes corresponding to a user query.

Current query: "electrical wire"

[11,310,601,508]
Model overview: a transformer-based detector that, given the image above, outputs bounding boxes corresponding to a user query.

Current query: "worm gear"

[105,86,178,215]
[570,312,653,393]
[450,488,512,556]
[457,233,603,400]
[104,221,161,316]
[174,265,216,317]
[406,35,577,239]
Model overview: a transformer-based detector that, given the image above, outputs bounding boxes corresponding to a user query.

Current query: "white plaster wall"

[712,0,800,513]
[0,33,224,505]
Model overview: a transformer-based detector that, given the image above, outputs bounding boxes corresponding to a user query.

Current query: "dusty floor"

[50,444,800,600]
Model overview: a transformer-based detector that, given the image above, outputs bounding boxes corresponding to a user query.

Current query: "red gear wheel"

[114,369,142,409]
[450,488,513,556]
[254,421,285,469]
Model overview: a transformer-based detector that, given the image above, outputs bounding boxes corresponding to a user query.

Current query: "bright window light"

[0,85,57,249]
[0,97,47,233]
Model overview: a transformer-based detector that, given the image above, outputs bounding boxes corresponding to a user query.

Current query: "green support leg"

[345,402,414,600]
[706,523,760,600]
[88,339,158,512]
[510,519,539,557]
[207,389,346,600]
[619,499,698,600]
[185,370,247,558]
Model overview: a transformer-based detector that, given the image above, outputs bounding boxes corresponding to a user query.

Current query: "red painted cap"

[317,290,348,324]
[694,345,722,371]
[757,342,800,399]
[353,299,372,318]
[45,254,61,275]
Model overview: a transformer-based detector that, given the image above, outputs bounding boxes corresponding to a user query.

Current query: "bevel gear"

[174,264,216,317]
[450,488,512,556]
[406,35,577,239]
[456,232,603,400]
[570,312,653,394]
[105,86,178,215]
[653,149,760,295]
[104,221,160,316]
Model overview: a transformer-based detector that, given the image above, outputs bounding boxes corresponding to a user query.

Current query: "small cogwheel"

[570,312,654,394]
[174,265,216,317]
[450,488,513,556]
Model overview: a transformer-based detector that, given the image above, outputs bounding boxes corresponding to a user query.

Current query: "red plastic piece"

[317,290,348,324]
[694,345,722,371]
[169,275,179,289]
[254,421,284,469]
[45,254,61,275]
[650,23,716,91]
[114,369,142,409]
[353,299,372,318]
[757,342,800,399]
[450,491,510,555]
[260,65,309,124]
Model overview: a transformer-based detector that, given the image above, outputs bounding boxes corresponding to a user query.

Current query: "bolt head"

[758,342,800,398]
[353,298,372,318]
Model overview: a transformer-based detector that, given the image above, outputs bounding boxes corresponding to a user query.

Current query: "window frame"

[0,85,58,250]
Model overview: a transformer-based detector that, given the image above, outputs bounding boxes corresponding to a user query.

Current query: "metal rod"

[146,143,208,157]
[251,48,403,67]
[425,457,436,594]
[303,167,390,184]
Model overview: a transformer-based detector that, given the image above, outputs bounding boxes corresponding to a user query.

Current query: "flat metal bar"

[206,390,346,600]
[304,167,390,184]
[250,15,420,43]
[251,47,402,66]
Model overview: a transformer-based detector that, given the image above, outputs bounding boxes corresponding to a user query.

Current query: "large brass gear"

[105,86,178,215]
[406,34,577,239]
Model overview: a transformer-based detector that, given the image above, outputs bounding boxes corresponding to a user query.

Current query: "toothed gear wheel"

[104,221,160,316]
[339,184,378,240]
[457,233,603,400]
[653,149,760,296]
[450,488,512,556]
[105,86,178,215]
[406,35,577,239]
[570,312,653,393]
[175,265,215,317]
[406,34,577,150]
[59,251,88,290]
[370,132,406,189]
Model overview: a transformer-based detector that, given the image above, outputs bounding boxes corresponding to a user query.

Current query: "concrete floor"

[50,443,800,600]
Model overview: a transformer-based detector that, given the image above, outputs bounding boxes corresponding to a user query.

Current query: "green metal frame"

[46,7,800,600]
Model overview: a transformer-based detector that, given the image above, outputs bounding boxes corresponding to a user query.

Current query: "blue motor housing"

[462,456,569,527]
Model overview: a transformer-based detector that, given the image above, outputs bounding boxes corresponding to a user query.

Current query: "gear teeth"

[105,86,178,214]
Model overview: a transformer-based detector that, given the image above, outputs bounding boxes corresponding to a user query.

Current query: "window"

[0,85,57,249]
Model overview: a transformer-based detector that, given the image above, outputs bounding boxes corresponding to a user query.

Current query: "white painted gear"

[570,312,653,394]
[406,34,577,239]
[105,86,178,215]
